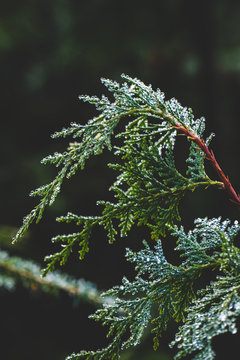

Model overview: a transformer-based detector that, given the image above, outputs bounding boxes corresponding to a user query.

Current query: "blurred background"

[1,0,240,359]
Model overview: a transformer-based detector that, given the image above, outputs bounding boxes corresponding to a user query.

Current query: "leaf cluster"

[67,218,240,359]
[14,75,220,274]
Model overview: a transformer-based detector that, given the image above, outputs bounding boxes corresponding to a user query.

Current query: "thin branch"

[175,124,240,207]
[0,250,112,307]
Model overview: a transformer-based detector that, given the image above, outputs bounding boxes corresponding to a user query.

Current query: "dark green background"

[1,1,240,359]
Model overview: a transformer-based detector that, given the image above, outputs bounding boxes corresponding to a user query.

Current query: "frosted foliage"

[67,216,240,360]
[171,275,240,359]
[173,217,240,273]
[192,116,205,137]
[165,98,193,127]
[0,248,111,306]
[14,74,214,244]
[0,274,15,290]
[11,74,240,360]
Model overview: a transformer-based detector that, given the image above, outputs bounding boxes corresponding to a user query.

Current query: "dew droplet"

[219,312,227,322]
[235,302,240,311]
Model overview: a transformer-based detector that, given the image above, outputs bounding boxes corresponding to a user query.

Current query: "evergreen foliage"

[0,248,112,307]
[10,75,240,359]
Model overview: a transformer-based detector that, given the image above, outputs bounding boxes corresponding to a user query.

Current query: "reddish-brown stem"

[175,124,240,207]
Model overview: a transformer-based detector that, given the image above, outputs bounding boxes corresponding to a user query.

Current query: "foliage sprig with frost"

[0,248,111,307]
[10,74,240,359]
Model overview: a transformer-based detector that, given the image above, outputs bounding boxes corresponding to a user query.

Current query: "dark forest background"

[1,1,240,359]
